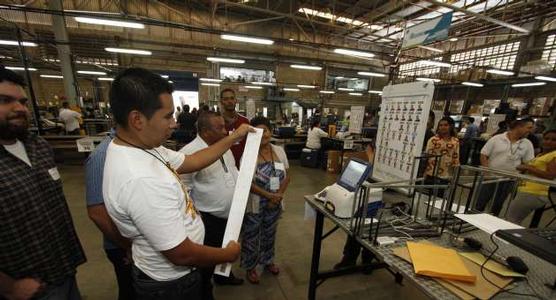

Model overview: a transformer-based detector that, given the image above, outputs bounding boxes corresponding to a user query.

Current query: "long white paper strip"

[214,128,263,276]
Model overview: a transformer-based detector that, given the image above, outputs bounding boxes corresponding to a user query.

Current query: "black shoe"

[213,273,244,286]
[333,256,356,270]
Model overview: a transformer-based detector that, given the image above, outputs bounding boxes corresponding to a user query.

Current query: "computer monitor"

[337,158,372,192]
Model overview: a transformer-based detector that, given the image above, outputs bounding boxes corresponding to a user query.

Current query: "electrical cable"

[480,232,546,300]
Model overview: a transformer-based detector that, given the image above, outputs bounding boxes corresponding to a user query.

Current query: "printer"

[315,158,375,218]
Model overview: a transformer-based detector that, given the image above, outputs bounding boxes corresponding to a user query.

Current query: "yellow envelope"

[407,241,476,283]
[459,252,526,278]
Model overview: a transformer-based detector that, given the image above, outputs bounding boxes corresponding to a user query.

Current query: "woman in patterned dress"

[424,117,460,194]
[241,117,291,284]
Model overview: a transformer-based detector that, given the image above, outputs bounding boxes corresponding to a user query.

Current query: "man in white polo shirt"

[476,118,535,216]
[180,111,243,300]
[103,68,252,300]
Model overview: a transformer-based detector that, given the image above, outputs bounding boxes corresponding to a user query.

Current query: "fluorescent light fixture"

[462,81,484,87]
[160,75,169,79]
[535,76,556,82]
[201,83,220,87]
[220,34,274,45]
[349,92,363,96]
[333,48,375,58]
[77,70,107,75]
[40,74,63,79]
[283,88,300,92]
[511,82,546,88]
[98,77,114,81]
[369,90,383,94]
[251,82,274,86]
[449,38,458,42]
[338,88,355,91]
[418,45,444,53]
[335,76,344,79]
[486,69,514,76]
[74,17,144,29]
[416,77,441,83]
[419,60,451,67]
[207,57,245,64]
[357,71,386,77]
[5,67,37,71]
[291,64,322,71]
[0,40,37,47]
[199,78,222,83]
[244,85,263,89]
[105,47,151,55]
[297,84,316,89]
[319,90,334,94]
[168,80,174,84]
[298,7,382,30]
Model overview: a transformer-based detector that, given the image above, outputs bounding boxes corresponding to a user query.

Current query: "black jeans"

[132,267,201,300]
[199,211,228,300]
[35,276,81,300]
[105,248,135,300]
[475,180,516,216]
[343,236,374,263]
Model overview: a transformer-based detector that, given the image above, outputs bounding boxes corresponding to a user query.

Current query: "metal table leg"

[308,211,324,300]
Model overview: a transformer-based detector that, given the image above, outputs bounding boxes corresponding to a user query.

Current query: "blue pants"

[240,206,282,270]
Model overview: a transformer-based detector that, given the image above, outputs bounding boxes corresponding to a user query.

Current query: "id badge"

[270,176,280,192]
[274,162,285,172]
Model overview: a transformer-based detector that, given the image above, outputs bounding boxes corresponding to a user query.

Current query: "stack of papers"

[454,213,523,234]
[407,242,476,283]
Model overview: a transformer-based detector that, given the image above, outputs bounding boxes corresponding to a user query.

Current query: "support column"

[48,0,79,106]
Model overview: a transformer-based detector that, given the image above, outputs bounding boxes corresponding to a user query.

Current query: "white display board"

[246,99,256,119]
[373,82,435,183]
[349,105,365,134]
[487,114,506,134]
[215,128,263,277]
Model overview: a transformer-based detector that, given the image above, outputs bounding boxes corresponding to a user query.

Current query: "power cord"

[480,232,546,300]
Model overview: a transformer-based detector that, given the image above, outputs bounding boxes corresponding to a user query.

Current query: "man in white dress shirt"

[180,111,243,300]
[58,102,81,135]
[102,68,252,300]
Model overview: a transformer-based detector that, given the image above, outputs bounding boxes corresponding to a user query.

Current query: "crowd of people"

[0,67,291,300]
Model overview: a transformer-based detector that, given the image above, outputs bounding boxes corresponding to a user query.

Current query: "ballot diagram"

[373,82,434,183]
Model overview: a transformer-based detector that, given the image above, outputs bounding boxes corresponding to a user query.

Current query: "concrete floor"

[60,161,430,299]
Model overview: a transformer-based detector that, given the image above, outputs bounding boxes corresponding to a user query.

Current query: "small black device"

[495,228,556,265]
[506,256,529,274]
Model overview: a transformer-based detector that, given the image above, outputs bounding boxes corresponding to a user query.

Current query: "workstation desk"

[304,195,555,300]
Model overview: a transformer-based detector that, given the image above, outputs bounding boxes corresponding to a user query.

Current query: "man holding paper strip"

[103,68,253,300]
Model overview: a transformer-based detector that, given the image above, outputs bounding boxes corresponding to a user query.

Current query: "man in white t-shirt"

[476,118,535,216]
[180,111,243,300]
[103,68,252,300]
[58,102,81,135]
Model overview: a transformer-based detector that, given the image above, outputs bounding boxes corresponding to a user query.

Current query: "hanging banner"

[402,12,453,49]
[349,106,365,134]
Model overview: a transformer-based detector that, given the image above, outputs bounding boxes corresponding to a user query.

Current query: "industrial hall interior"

[2,0,556,299]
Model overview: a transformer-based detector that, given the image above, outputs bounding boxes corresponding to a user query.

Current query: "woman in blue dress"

[241,116,290,284]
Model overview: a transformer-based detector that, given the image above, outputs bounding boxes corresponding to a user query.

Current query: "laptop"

[495,228,556,265]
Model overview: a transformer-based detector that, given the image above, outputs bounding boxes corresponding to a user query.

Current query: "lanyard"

[258,146,276,175]
[219,157,229,173]
[115,135,197,219]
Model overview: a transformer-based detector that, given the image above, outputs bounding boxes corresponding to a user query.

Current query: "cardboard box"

[327,150,341,174]
[328,125,336,138]
[342,151,370,169]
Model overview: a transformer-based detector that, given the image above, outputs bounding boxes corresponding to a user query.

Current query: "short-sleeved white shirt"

[103,142,204,281]
[480,132,534,172]
[306,127,328,149]
[58,108,81,132]
[179,135,238,218]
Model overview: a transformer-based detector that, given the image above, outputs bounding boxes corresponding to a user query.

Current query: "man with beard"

[0,67,86,299]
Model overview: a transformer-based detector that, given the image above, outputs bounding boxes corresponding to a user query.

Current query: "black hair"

[467,117,475,123]
[220,88,235,99]
[543,129,556,137]
[509,118,534,130]
[197,111,221,132]
[311,119,320,129]
[109,68,173,128]
[183,104,190,112]
[62,101,69,108]
[250,116,272,131]
[437,116,456,137]
[0,66,26,87]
